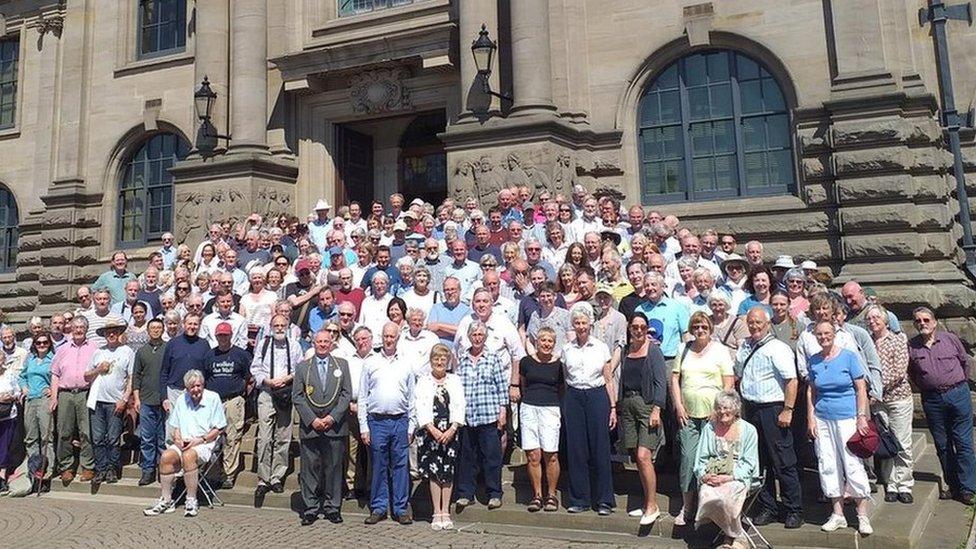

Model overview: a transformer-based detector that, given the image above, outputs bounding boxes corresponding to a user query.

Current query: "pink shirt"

[51,340,99,390]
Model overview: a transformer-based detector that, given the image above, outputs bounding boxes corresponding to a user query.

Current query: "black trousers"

[743,400,802,515]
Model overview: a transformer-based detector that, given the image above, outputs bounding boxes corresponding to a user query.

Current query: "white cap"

[800,260,818,270]
[773,255,796,270]
[314,198,332,211]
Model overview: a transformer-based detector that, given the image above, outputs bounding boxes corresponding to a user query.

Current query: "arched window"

[118,133,188,246]
[0,185,17,272]
[638,50,794,203]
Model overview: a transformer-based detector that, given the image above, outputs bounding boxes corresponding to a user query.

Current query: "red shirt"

[335,287,366,317]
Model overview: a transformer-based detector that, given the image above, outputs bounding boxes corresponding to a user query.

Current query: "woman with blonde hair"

[671,311,735,525]
[414,343,465,530]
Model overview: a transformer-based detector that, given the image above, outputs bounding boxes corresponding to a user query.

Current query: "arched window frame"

[0,185,18,273]
[117,132,188,247]
[637,49,796,204]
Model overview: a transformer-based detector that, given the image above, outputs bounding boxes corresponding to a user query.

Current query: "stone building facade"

[0,0,974,343]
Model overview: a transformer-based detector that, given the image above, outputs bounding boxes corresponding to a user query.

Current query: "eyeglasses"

[34,340,50,346]
[339,312,354,317]
[481,264,497,268]
[325,328,340,333]
[177,286,190,292]
[913,318,933,324]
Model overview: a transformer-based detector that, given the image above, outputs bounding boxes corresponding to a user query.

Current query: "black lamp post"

[193,76,230,145]
[471,24,512,101]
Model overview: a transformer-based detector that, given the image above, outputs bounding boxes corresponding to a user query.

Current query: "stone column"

[228,0,269,154]
[509,0,557,117]
[193,0,229,148]
[457,1,499,119]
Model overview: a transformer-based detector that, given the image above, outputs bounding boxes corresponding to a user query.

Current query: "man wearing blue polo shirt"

[427,277,471,346]
[634,271,689,360]
[92,251,137,304]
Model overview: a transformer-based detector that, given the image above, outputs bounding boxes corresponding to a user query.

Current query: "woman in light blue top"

[693,390,760,548]
[18,332,56,479]
[806,320,872,536]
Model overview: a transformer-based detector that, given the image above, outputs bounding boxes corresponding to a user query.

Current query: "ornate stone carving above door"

[348,68,412,115]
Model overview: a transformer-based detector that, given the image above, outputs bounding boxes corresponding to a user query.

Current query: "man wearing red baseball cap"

[201,321,253,489]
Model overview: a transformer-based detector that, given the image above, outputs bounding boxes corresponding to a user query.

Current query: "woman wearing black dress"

[414,343,466,530]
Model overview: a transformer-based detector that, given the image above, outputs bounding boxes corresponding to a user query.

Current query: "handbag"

[871,412,903,460]
[0,400,12,420]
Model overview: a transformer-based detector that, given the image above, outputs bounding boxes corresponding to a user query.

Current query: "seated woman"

[694,390,760,549]
[143,369,227,518]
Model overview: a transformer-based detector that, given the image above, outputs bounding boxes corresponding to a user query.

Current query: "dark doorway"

[398,111,447,206]
[335,125,374,207]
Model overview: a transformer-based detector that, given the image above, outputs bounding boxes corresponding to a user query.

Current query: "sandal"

[527,496,543,512]
[543,495,559,512]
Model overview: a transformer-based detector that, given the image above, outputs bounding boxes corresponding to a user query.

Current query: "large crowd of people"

[0,185,973,547]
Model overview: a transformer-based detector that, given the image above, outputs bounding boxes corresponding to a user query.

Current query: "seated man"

[144,369,227,518]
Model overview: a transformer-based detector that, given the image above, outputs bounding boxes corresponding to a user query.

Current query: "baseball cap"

[215,322,233,336]
[328,246,343,257]
[647,319,664,342]
[522,201,536,211]
[295,259,311,273]
[393,221,408,232]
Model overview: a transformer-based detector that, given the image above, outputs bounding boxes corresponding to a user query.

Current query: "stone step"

[79,430,940,548]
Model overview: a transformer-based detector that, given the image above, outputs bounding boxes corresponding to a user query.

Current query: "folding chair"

[738,473,773,549]
[175,434,226,509]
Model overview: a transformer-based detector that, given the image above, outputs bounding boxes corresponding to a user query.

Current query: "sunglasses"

[325,328,340,333]
[35,340,51,346]
[339,312,354,317]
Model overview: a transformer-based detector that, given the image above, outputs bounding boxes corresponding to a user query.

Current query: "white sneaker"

[143,497,174,516]
[821,514,847,532]
[628,509,644,517]
[857,515,873,535]
[184,498,199,518]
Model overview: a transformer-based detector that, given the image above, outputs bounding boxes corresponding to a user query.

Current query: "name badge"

[305,385,314,396]
[333,369,342,378]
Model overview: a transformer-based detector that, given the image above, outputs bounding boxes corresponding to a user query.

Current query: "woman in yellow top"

[670,311,735,526]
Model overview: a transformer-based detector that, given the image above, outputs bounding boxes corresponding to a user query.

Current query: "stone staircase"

[50,422,964,548]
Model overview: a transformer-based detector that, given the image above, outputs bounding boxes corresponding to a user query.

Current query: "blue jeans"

[139,403,166,472]
[90,401,123,474]
[921,383,976,495]
[456,422,503,500]
[367,414,410,516]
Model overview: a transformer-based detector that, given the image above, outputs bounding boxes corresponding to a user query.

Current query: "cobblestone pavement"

[0,493,669,549]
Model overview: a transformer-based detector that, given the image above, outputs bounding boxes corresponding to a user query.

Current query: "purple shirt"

[907,331,970,392]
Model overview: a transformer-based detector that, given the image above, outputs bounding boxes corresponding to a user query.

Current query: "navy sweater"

[159,334,212,396]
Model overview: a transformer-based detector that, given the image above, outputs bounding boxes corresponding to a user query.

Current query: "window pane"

[713,120,734,154]
[763,78,785,111]
[688,87,709,121]
[663,161,682,194]
[710,83,732,118]
[640,95,659,126]
[656,64,678,90]
[684,55,706,87]
[693,158,715,192]
[745,152,767,187]
[706,52,730,83]
[690,123,712,156]
[742,117,765,152]
[766,114,791,148]
[768,150,794,187]
[660,125,681,158]
[740,80,763,114]
[715,155,737,189]
[643,163,663,195]
[658,90,680,124]
[737,56,760,81]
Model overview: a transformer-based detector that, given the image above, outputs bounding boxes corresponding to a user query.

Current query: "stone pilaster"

[228,0,269,155]
[192,0,229,153]
[457,0,500,120]
[509,0,557,118]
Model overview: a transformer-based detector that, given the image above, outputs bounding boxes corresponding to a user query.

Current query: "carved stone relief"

[450,149,626,205]
[348,68,412,115]
[175,186,288,246]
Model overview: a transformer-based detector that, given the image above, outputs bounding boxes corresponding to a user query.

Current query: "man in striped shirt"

[734,307,803,529]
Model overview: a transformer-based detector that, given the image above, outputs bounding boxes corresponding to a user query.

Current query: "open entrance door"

[334,125,374,207]
[398,111,447,206]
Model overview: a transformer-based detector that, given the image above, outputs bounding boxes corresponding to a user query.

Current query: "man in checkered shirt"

[453,320,510,511]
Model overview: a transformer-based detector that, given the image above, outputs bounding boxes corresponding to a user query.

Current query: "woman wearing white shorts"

[518,327,564,512]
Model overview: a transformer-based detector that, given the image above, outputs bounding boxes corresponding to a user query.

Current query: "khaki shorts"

[619,393,665,452]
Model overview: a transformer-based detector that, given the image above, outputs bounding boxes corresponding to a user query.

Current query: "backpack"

[6,457,33,497]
